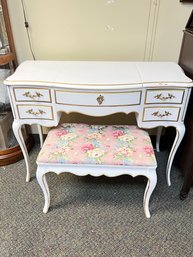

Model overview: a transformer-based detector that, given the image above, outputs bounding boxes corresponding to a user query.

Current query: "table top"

[4,61,193,89]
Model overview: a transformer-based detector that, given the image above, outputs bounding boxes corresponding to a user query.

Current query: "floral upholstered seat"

[36,123,157,217]
[37,123,157,167]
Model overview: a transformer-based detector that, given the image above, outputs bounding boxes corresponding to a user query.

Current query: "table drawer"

[55,90,141,106]
[14,88,51,102]
[145,89,184,104]
[17,105,53,120]
[143,107,180,122]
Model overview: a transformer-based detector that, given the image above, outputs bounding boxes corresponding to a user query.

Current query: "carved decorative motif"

[151,111,172,118]
[154,93,175,101]
[26,109,45,116]
[23,91,43,99]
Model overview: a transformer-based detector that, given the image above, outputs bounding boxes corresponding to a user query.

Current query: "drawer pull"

[23,91,43,99]
[154,93,175,101]
[152,111,172,118]
[26,109,46,116]
[96,95,104,105]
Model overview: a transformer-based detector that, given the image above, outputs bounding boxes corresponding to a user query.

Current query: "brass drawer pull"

[152,111,172,118]
[96,95,104,105]
[154,93,175,101]
[23,91,43,99]
[26,109,46,116]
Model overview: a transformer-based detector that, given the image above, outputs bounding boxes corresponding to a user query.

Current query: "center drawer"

[55,90,141,106]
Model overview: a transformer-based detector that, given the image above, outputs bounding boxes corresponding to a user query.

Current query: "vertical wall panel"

[7,0,193,63]
[152,0,193,62]
[8,0,153,62]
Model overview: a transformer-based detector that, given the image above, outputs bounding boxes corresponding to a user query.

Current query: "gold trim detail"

[17,104,54,120]
[23,91,43,99]
[13,87,51,103]
[5,79,193,86]
[55,89,142,94]
[142,106,181,122]
[154,93,175,101]
[96,95,104,105]
[54,90,142,106]
[26,109,46,116]
[151,111,172,118]
[144,89,185,105]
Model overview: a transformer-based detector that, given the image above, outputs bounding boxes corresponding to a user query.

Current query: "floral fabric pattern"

[37,123,157,166]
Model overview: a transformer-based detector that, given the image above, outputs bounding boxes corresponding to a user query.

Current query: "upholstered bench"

[36,123,157,218]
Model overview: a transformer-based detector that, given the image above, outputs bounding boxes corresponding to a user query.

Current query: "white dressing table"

[4,61,193,184]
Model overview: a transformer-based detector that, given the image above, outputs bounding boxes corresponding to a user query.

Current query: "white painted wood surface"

[36,164,157,218]
[4,61,193,186]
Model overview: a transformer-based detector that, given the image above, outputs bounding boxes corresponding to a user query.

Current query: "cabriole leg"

[166,124,185,186]
[156,126,163,152]
[143,171,157,218]
[12,121,31,182]
[36,167,50,213]
[37,125,44,148]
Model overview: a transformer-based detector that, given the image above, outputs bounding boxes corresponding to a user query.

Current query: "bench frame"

[36,163,157,218]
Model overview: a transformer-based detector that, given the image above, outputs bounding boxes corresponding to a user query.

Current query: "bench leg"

[143,171,157,218]
[36,167,50,213]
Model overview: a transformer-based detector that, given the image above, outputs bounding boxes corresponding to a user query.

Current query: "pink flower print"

[144,146,154,156]
[82,143,94,152]
[56,130,68,137]
[113,130,124,138]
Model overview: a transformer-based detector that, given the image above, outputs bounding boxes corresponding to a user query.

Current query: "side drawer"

[17,105,53,120]
[55,90,141,106]
[145,89,185,104]
[143,107,180,122]
[14,88,51,102]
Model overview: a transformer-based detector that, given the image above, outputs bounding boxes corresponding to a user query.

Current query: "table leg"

[156,126,163,152]
[166,124,185,186]
[180,186,191,200]
[12,121,31,182]
[180,160,193,200]
[37,124,44,148]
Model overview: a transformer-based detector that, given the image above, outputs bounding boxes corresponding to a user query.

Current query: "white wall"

[153,0,193,61]
[7,0,193,63]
